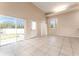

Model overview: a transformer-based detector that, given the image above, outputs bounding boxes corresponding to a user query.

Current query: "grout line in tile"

[58,38,64,56]
[69,39,74,56]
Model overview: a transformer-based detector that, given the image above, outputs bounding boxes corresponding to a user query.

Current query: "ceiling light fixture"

[53,5,69,13]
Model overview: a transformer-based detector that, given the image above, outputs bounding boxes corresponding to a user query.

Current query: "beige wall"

[47,10,79,37]
[0,2,46,38]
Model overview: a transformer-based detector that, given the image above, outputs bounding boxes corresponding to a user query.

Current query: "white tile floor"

[0,35,79,56]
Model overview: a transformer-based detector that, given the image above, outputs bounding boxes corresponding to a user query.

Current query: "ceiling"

[32,2,79,16]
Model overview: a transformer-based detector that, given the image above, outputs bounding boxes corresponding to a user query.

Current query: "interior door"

[41,20,47,36]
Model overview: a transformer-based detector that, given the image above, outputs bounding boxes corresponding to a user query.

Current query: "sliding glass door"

[0,16,24,46]
[16,19,25,41]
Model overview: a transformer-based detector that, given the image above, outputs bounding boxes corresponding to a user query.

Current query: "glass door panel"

[0,16,16,45]
[16,19,25,41]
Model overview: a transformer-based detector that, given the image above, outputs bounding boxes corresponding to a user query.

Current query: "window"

[32,21,36,30]
[0,15,24,45]
[50,17,57,29]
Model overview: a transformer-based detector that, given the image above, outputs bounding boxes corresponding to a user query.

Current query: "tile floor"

[0,35,79,56]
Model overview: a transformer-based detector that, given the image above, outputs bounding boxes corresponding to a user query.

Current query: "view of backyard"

[0,16,24,45]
